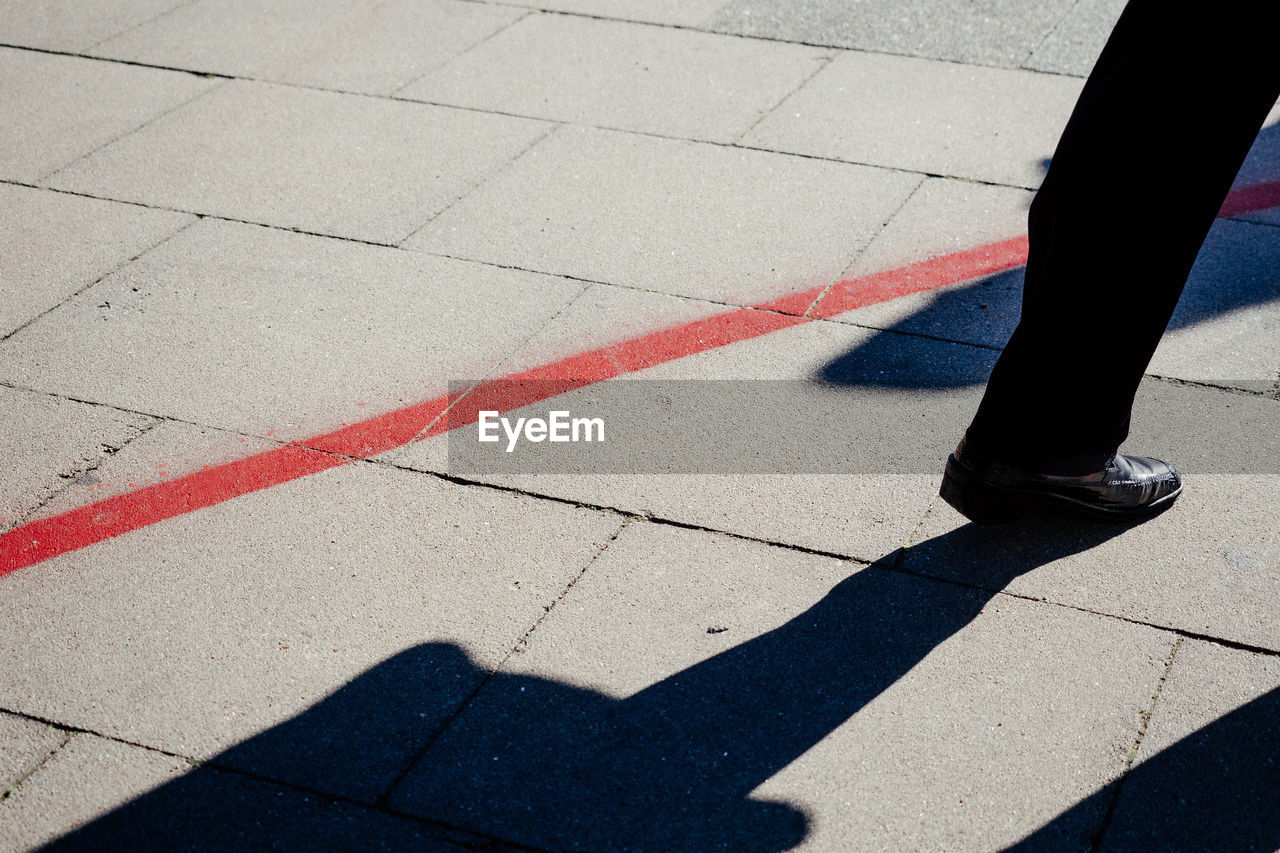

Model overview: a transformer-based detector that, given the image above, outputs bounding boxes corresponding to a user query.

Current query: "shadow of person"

[1008,684,1280,852]
[44,520,1132,852]
[819,120,1280,393]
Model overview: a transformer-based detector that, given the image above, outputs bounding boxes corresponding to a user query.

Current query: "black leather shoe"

[939,438,1183,523]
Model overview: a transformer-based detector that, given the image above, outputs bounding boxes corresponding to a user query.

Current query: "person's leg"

[963,0,1280,476]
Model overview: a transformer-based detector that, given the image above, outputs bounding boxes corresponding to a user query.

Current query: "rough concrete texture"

[907,474,1280,650]
[0,453,620,803]
[91,0,527,96]
[842,177,1034,281]
[0,0,187,52]
[0,732,473,851]
[0,735,189,852]
[400,13,831,143]
[0,712,66,792]
[407,125,921,304]
[705,0,1076,67]
[743,50,1082,188]
[1096,640,1280,850]
[28,419,278,523]
[391,521,1171,851]
[46,80,551,243]
[3,0,1279,848]
[0,385,152,530]
[0,47,216,183]
[0,219,584,436]
[507,0,729,27]
[1023,0,1127,76]
[0,184,192,338]
[825,177,1032,344]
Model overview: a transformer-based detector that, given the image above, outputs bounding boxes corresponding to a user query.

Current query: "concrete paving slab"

[0,385,152,531]
[1096,640,1280,850]
[390,521,1170,851]
[823,177,1031,344]
[0,219,584,437]
[0,712,66,792]
[406,125,920,305]
[91,0,527,97]
[0,442,621,804]
[388,282,981,560]
[399,13,830,143]
[0,732,477,851]
[0,735,188,852]
[28,419,278,523]
[1023,0,1126,77]
[45,80,551,243]
[0,0,187,52]
[842,178,1033,281]
[742,51,1082,188]
[705,0,1076,68]
[0,184,193,339]
[1011,639,1280,848]
[504,0,728,27]
[0,47,216,183]
[906,474,1280,651]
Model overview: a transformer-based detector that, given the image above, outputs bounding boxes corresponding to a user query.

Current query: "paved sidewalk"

[2,1,1279,850]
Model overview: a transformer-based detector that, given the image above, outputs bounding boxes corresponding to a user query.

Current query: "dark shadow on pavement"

[44,521,1131,852]
[1008,684,1280,852]
[820,121,1280,392]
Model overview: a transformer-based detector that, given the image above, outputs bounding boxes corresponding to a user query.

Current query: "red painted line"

[1219,179,1280,218]
[4,446,349,573]
[809,235,1030,320]
[3,180,1278,576]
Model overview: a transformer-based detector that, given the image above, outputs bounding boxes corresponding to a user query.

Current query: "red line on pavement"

[3,180,1279,576]
[1219,179,1280,218]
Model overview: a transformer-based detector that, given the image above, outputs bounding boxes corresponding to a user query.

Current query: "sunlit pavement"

[2,1,1279,850]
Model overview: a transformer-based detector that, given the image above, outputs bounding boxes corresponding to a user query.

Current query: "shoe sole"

[939,455,1183,524]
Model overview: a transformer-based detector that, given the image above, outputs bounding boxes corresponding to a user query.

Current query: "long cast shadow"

[46,522,1130,852]
[1010,685,1280,852]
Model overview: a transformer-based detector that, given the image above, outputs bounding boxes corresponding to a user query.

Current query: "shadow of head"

[42,520,1143,852]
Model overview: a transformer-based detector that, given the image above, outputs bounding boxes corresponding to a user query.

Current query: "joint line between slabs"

[394,278,598,448]
[1,417,161,535]
[401,462,886,567]
[0,726,74,803]
[388,7,536,99]
[730,50,838,147]
[805,174,929,317]
[0,705,545,853]
[1088,637,1183,852]
[888,552,1280,659]
[455,0,1093,80]
[370,513,633,808]
[34,78,230,186]
[395,120,563,248]
[0,42,1059,197]
[1017,0,1086,70]
[0,213,200,345]
[82,0,206,53]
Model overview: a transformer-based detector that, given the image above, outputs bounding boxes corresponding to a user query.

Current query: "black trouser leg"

[965,0,1280,474]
